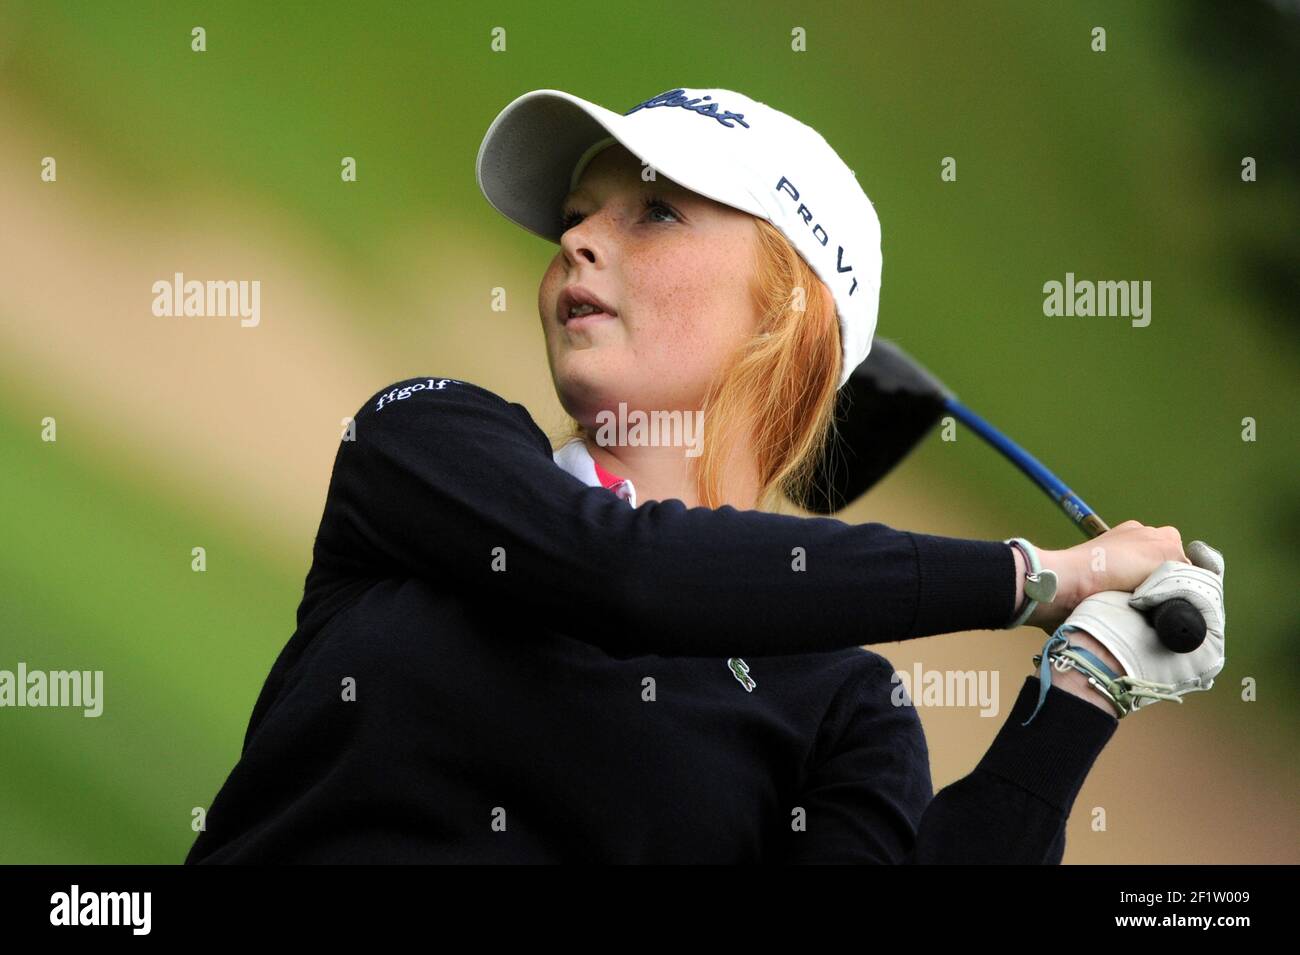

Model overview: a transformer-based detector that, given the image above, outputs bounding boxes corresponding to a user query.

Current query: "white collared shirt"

[553,438,638,508]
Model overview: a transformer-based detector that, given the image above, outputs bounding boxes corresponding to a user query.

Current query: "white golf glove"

[1024,540,1226,722]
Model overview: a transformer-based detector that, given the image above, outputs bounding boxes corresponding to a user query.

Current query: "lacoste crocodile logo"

[727,657,755,693]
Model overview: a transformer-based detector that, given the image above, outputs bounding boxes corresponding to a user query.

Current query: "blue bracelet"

[1004,537,1057,630]
[1023,625,1125,724]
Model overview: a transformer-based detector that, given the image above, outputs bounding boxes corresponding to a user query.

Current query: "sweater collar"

[553,438,638,508]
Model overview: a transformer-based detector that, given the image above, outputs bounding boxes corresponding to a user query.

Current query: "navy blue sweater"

[185,377,1117,863]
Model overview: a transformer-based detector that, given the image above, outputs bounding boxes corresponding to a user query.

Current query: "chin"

[552,359,619,427]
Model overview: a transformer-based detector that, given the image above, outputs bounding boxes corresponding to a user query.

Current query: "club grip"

[1078,518,1206,653]
[1150,597,1206,653]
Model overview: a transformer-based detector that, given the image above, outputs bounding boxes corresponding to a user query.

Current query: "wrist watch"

[1004,537,1058,629]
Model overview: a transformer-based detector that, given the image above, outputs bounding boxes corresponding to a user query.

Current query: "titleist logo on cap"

[624,89,751,129]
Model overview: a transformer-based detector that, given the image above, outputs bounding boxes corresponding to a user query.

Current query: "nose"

[565,242,596,266]
[560,227,598,267]
[559,208,615,268]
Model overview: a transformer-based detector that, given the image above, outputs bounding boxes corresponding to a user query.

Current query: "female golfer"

[185,87,1226,864]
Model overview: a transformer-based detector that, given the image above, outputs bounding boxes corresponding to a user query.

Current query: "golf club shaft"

[943,397,1206,652]
[945,400,1110,538]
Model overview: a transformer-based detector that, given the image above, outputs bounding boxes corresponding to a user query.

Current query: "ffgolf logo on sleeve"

[374,378,464,412]
[49,885,151,935]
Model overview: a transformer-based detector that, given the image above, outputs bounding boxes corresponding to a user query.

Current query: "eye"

[642,195,680,223]
[558,195,680,232]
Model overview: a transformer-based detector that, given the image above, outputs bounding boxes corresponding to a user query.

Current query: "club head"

[794,338,954,514]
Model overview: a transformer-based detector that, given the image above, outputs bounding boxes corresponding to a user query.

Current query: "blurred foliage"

[0,0,1295,862]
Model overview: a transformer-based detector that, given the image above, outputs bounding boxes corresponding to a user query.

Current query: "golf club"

[800,338,1207,653]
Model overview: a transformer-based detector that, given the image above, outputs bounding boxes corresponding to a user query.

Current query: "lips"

[559,285,618,325]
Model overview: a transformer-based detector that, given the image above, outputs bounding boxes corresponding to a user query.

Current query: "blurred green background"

[1,1,1296,863]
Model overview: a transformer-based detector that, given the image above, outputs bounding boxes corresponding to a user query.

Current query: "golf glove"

[1024,540,1226,722]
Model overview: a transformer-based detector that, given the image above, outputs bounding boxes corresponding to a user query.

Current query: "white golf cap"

[475,87,882,389]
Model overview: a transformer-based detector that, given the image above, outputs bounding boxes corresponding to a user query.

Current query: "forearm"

[908,675,1119,863]
[316,377,1023,657]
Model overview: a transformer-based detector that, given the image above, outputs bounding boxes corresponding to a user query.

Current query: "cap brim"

[475,89,765,243]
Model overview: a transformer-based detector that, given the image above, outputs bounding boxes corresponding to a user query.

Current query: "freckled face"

[538,142,762,427]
